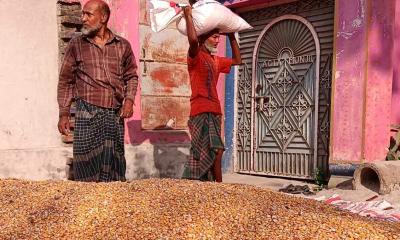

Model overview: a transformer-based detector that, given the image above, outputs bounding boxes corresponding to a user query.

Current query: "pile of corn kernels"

[0,179,399,239]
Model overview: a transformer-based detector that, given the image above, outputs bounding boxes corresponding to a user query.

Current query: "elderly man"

[181,6,242,182]
[57,0,138,182]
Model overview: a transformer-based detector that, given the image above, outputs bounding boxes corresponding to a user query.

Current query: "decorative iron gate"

[236,0,334,179]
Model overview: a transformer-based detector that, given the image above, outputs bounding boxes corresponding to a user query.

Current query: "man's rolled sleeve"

[57,40,77,117]
[217,56,233,74]
[122,43,139,103]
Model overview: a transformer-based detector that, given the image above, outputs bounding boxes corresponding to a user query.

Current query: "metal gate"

[236,0,334,179]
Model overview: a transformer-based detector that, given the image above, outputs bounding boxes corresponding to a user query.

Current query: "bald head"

[81,0,111,37]
[84,0,110,23]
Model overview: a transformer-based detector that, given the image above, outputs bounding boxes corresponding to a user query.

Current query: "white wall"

[0,1,66,179]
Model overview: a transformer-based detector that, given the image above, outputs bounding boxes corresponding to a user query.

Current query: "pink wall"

[331,0,395,163]
[391,2,400,125]
[330,0,367,163]
[363,0,395,161]
[217,36,227,136]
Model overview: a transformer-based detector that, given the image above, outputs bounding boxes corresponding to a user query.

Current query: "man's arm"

[120,43,139,119]
[227,33,242,65]
[183,6,199,58]
[57,40,77,135]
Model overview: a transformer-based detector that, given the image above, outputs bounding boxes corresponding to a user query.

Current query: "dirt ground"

[223,173,400,210]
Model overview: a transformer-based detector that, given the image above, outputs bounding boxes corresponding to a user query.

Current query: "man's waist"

[76,77,123,89]
[75,92,123,109]
[190,95,219,102]
[190,98,221,112]
[76,98,122,111]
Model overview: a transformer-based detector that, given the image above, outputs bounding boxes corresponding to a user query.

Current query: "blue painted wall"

[222,38,236,172]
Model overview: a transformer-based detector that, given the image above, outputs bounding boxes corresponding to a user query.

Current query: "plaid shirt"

[57,31,138,116]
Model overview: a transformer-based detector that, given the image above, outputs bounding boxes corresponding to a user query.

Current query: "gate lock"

[255,96,271,111]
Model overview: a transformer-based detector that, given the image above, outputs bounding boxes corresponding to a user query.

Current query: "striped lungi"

[182,113,224,181]
[73,99,126,182]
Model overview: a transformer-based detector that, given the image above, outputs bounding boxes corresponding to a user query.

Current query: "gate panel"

[253,17,320,179]
[236,0,334,179]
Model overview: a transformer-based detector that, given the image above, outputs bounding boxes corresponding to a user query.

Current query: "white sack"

[148,0,252,36]
[176,0,252,36]
[148,0,185,33]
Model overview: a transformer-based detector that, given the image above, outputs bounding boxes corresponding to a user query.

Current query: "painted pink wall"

[330,0,367,163]
[391,2,400,125]
[363,0,395,161]
[217,36,227,135]
[79,0,226,145]
[331,0,395,163]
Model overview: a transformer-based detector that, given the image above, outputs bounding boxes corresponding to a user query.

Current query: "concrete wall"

[0,1,68,179]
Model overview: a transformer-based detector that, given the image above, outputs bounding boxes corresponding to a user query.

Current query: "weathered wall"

[58,1,82,69]
[331,0,395,163]
[391,2,400,125]
[139,0,190,131]
[330,0,367,163]
[363,0,395,161]
[0,1,68,179]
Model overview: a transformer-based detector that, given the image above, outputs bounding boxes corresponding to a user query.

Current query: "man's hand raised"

[182,5,192,16]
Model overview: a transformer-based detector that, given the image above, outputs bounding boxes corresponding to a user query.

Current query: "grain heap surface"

[0,179,399,240]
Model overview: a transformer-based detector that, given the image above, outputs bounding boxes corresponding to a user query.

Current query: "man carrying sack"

[181,5,242,182]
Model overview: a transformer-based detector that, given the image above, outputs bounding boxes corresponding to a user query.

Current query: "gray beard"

[204,42,218,54]
[81,23,102,37]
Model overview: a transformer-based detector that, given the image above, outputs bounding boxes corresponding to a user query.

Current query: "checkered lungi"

[182,113,224,181]
[73,99,126,182]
